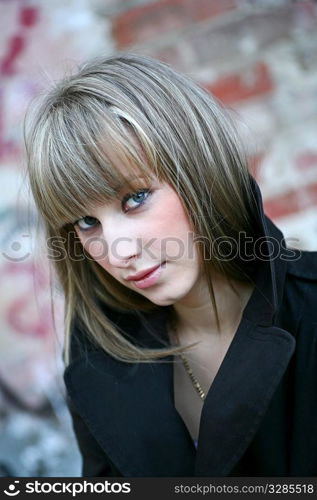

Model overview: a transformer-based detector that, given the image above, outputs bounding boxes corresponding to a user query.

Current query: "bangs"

[29,99,159,231]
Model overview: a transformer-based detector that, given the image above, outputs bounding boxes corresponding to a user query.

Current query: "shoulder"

[282,248,317,316]
[279,248,317,344]
[283,249,317,314]
[286,249,317,282]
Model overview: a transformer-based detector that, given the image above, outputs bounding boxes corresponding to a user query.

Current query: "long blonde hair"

[25,53,260,365]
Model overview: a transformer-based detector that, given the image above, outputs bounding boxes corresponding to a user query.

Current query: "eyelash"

[74,189,152,232]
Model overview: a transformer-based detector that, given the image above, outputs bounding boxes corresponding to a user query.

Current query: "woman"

[25,54,317,477]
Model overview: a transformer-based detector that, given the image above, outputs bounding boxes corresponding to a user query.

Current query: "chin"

[144,287,192,307]
[146,296,176,307]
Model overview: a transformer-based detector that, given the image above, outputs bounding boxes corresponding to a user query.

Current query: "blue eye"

[122,189,151,212]
[75,216,99,232]
[75,189,152,232]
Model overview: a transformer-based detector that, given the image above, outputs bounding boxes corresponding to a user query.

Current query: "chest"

[173,336,233,442]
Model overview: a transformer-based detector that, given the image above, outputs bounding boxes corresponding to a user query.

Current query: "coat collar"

[241,178,289,327]
[64,178,296,477]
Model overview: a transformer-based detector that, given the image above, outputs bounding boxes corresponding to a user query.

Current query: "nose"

[107,236,140,268]
[99,217,141,268]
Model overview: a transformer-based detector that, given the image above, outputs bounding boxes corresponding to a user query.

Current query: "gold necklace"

[168,317,206,401]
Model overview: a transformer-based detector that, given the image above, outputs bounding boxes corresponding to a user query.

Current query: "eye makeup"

[74,187,153,232]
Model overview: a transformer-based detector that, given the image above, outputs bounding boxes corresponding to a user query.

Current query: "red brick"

[203,62,274,105]
[19,7,39,28]
[295,152,317,171]
[146,45,184,67]
[264,183,317,220]
[1,35,26,76]
[188,8,292,69]
[112,0,236,48]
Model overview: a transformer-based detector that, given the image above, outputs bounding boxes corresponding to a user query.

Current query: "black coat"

[64,182,317,477]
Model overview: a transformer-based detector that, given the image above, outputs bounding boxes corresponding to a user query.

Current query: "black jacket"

[64,181,317,477]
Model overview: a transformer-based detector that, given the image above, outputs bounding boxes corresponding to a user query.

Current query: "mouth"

[126,262,163,281]
[129,261,167,289]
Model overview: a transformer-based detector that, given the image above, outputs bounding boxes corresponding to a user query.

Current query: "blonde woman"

[26,54,317,477]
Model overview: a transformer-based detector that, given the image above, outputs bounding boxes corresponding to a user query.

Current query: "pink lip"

[127,261,166,289]
[126,264,162,281]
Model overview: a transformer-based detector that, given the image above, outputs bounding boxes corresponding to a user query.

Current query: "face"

[74,173,204,307]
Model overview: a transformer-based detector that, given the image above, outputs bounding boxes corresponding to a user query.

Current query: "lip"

[126,261,166,290]
[125,264,162,281]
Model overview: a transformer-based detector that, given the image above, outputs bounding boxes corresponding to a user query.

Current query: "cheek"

[149,192,194,260]
[154,191,192,236]
[76,231,108,264]
[76,231,124,280]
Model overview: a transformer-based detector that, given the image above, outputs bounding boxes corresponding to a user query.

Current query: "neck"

[170,272,254,343]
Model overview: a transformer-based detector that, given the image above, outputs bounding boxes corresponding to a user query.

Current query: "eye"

[122,189,152,212]
[74,188,152,232]
[75,216,99,232]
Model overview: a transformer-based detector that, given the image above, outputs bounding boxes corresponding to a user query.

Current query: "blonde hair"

[25,53,260,365]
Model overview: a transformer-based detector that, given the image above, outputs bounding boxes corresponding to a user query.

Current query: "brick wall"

[0,0,316,475]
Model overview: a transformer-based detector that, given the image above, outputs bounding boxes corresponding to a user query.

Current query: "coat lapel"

[195,319,295,476]
[64,345,196,477]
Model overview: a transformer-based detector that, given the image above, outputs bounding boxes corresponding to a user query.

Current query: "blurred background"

[0,0,316,477]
